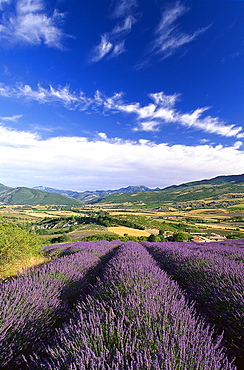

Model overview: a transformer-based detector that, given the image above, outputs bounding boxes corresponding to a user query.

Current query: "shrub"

[0,223,42,264]
[50,234,73,244]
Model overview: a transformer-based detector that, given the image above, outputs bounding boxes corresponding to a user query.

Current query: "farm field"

[0,239,243,369]
[2,201,241,281]
[1,203,244,243]
[107,226,151,237]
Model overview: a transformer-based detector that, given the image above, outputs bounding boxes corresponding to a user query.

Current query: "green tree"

[226,232,244,240]
[173,232,189,242]
[50,234,73,243]
[148,234,156,242]
[0,224,42,264]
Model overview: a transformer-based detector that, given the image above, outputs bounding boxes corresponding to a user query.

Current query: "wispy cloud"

[1,81,243,139]
[0,82,91,109]
[95,90,244,138]
[0,114,23,122]
[90,0,138,62]
[0,124,243,190]
[0,0,68,48]
[111,0,137,19]
[0,0,10,10]
[137,1,210,66]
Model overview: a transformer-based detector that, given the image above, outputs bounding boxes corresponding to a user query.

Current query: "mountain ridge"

[95,173,244,205]
[33,185,160,203]
[1,173,244,206]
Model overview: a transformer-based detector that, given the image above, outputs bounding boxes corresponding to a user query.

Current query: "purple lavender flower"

[27,242,236,369]
[0,241,116,368]
[142,240,244,367]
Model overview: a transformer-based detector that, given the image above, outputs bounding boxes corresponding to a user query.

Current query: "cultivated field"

[107,226,151,237]
[1,239,243,369]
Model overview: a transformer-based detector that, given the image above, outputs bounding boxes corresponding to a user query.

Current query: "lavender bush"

[142,241,244,366]
[28,242,236,370]
[0,241,116,368]
[185,240,244,261]
[43,240,121,258]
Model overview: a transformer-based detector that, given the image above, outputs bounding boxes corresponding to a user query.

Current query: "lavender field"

[0,239,243,370]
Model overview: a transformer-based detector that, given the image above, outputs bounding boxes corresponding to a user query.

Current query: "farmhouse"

[190,232,226,243]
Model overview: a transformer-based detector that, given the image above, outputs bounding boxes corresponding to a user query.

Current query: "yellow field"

[25,212,52,218]
[0,256,49,279]
[109,211,158,216]
[194,223,236,230]
[107,226,151,237]
[25,210,84,218]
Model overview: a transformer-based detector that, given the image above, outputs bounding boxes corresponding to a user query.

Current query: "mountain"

[163,173,244,190]
[33,186,80,199]
[0,186,83,206]
[0,183,12,193]
[2,173,244,206]
[95,173,244,205]
[33,185,159,203]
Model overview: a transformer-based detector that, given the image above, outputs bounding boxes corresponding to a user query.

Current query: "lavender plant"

[43,240,121,258]
[27,242,236,370]
[0,241,116,368]
[142,241,244,366]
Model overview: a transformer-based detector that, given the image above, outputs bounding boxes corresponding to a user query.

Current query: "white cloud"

[90,35,113,62]
[0,83,90,109]
[0,0,68,48]
[1,81,243,138]
[134,120,161,132]
[144,1,211,61]
[111,0,137,19]
[0,83,12,97]
[149,92,180,107]
[0,114,23,122]
[111,15,135,35]
[0,0,10,10]
[98,132,108,140]
[97,90,244,138]
[179,108,244,138]
[1,125,244,190]
[90,0,138,62]
[111,40,125,57]
[0,125,40,146]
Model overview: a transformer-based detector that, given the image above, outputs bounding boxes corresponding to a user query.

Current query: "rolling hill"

[95,174,244,206]
[1,173,244,206]
[33,185,159,203]
[0,185,83,206]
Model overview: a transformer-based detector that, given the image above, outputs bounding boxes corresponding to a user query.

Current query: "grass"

[228,204,244,210]
[0,256,49,279]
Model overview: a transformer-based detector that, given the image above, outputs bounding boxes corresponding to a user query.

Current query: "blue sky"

[0,0,243,191]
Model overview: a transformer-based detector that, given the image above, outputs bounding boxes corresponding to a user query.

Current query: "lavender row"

[0,241,117,369]
[142,241,244,366]
[28,242,236,369]
[184,239,244,262]
[43,240,122,258]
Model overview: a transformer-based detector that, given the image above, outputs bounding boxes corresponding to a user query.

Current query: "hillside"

[33,185,158,203]
[0,183,12,193]
[0,186,83,206]
[1,174,244,207]
[164,173,244,190]
[96,174,244,206]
